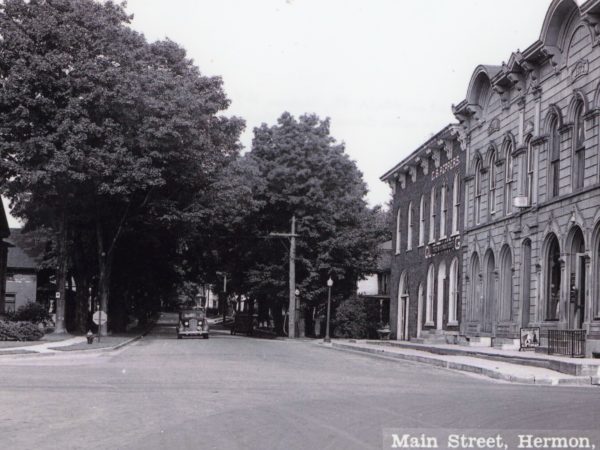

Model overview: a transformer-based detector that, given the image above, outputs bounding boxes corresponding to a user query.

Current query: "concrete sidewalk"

[323,340,600,386]
[0,336,87,355]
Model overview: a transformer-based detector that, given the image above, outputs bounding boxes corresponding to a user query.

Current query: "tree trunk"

[96,222,113,336]
[54,207,68,333]
[73,272,89,334]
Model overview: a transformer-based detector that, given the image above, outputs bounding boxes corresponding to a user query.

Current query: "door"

[397,296,407,340]
[521,241,531,328]
[571,254,586,329]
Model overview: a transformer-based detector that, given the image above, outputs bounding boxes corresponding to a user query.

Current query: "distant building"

[358,240,392,326]
[4,228,52,313]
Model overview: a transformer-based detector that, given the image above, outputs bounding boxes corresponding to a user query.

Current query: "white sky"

[3,0,553,227]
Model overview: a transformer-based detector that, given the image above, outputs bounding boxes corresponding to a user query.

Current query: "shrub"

[9,301,52,324]
[0,320,44,341]
[333,295,369,338]
[333,295,384,339]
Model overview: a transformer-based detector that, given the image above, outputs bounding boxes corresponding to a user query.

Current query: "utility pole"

[269,215,298,338]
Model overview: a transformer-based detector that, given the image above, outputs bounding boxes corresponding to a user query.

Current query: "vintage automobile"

[176,308,209,339]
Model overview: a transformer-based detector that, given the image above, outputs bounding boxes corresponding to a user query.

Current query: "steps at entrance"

[413,330,457,345]
[492,338,520,351]
[459,336,492,347]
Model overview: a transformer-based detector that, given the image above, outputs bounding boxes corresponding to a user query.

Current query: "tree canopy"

[0,0,244,331]
[236,112,385,333]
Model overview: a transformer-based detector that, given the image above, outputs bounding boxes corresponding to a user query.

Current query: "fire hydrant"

[86,330,95,344]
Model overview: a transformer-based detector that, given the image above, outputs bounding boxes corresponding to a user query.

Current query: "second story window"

[549,117,560,199]
[440,185,447,239]
[573,103,585,191]
[395,207,401,254]
[452,173,459,235]
[526,138,535,205]
[475,160,482,225]
[488,149,496,214]
[419,195,425,246]
[429,188,436,243]
[504,142,513,215]
[407,202,413,250]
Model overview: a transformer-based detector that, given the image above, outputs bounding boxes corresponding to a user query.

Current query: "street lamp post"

[324,277,333,343]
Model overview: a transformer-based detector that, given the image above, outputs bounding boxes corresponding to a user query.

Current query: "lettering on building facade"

[425,235,461,259]
[431,155,460,180]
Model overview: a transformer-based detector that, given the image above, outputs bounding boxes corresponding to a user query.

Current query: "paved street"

[0,313,599,450]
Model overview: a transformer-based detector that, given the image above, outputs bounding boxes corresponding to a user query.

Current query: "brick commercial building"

[381,125,465,341]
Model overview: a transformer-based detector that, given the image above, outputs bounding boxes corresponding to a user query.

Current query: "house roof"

[6,228,48,270]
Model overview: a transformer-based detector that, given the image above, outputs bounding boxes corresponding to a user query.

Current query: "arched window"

[573,102,585,190]
[549,117,560,199]
[475,159,482,224]
[504,142,513,215]
[426,264,435,325]
[448,257,459,325]
[407,202,413,250]
[418,195,425,246]
[525,137,536,205]
[436,261,446,330]
[417,283,424,338]
[452,174,460,235]
[429,188,436,243]
[489,149,496,214]
[468,253,481,321]
[545,234,561,321]
[439,185,447,239]
[499,246,513,321]
[395,208,401,254]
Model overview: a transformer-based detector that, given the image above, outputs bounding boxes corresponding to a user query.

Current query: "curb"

[0,320,157,358]
[329,342,594,386]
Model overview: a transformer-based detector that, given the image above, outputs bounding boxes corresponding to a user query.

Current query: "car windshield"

[180,311,203,320]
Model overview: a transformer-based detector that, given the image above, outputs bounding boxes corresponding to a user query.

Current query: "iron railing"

[547,329,586,358]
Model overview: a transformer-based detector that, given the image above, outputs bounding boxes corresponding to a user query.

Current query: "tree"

[243,113,383,334]
[0,0,243,332]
